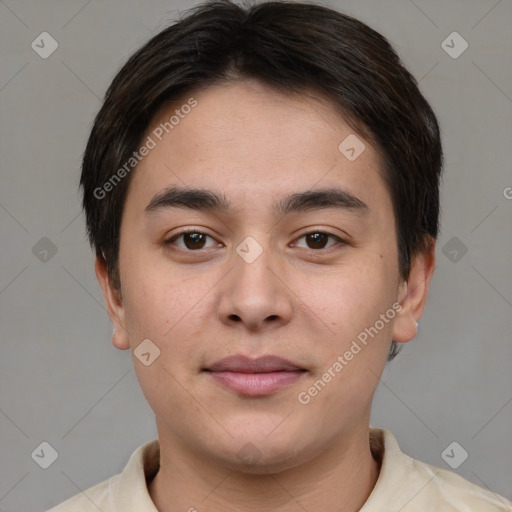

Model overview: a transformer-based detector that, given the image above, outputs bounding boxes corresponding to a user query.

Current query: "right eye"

[164,229,221,251]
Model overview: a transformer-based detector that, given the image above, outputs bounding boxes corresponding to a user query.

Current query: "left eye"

[165,231,219,250]
[294,232,344,250]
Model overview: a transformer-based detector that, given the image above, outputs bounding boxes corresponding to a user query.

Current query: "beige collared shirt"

[48,428,511,511]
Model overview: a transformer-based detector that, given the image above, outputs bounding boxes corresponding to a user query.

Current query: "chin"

[203,430,314,475]
[221,446,305,475]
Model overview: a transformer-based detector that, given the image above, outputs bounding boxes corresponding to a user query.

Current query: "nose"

[216,241,294,332]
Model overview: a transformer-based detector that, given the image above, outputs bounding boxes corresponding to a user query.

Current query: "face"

[97,79,431,473]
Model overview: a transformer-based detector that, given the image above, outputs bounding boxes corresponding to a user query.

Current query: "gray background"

[1,0,511,510]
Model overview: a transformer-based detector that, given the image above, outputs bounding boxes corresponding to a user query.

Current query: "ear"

[392,238,436,344]
[94,256,130,350]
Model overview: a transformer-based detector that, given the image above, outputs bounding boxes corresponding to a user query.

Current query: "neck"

[149,424,381,512]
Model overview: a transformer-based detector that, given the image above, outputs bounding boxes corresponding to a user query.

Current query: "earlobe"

[392,239,436,344]
[111,327,130,350]
[94,257,131,350]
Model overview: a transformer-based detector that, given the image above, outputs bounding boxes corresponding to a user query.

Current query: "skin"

[96,79,435,512]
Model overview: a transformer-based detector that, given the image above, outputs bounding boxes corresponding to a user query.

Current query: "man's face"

[105,80,412,471]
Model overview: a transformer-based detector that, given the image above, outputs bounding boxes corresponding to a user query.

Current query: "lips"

[206,355,304,373]
[204,355,306,396]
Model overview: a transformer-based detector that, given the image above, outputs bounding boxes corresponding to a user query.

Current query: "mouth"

[203,355,307,396]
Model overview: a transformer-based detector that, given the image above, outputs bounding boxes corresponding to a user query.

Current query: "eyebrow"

[144,186,369,217]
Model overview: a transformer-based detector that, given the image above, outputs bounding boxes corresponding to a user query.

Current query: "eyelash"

[164,228,347,252]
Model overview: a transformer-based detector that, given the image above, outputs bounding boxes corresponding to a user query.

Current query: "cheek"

[306,252,398,363]
[309,256,391,323]
[120,262,212,365]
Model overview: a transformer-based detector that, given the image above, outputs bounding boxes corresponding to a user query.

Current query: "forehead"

[125,79,391,219]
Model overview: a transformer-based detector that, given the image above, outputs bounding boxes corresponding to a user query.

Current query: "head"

[84,0,441,471]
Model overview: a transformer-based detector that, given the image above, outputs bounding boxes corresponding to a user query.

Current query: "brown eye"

[295,231,344,250]
[306,233,329,249]
[182,232,207,249]
[165,231,218,251]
